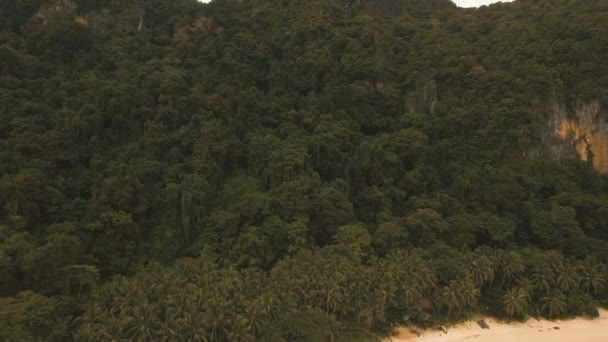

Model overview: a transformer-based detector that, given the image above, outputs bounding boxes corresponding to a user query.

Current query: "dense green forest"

[1,0,608,340]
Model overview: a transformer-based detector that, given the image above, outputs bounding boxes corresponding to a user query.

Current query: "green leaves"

[404,208,448,247]
[502,287,529,318]
[436,276,479,318]
[1,0,608,339]
[0,291,75,341]
[540,290,567,318]
[334,224,372,260]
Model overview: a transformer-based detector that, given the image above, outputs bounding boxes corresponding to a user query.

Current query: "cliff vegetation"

[1,0,607,341]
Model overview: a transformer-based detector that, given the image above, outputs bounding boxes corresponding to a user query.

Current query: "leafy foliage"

[1,0,607,340]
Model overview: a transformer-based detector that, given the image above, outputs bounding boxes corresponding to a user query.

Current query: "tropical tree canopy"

[1,0,608,340]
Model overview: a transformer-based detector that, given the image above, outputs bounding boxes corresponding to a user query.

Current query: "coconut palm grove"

[0,0,607,340]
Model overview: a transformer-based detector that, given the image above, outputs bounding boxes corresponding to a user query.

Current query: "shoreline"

[387,309,608,342]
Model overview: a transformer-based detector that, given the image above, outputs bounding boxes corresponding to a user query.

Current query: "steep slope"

[0,0,607,341]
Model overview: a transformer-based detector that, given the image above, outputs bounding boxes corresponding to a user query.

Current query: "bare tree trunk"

[137,9,145,33]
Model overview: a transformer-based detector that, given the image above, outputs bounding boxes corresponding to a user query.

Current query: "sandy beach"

[388,309,608,342]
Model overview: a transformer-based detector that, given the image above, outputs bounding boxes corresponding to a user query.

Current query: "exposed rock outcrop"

[408,76,437,115]
[542,96,608,173]
[28,0,145,33]
[34,0,77,25]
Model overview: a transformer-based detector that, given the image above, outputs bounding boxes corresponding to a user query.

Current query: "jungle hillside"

[1,0,608,341]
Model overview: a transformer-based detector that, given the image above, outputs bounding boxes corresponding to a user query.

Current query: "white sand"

[388,309,608,342]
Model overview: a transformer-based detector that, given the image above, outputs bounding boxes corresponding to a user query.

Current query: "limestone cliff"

[29,0,145,33]
[542,96,608,173]
[407,76,437,115]
[34,0,77,25]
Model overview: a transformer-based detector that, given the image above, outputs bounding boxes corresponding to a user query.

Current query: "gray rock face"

[35,0,77,25]
[408,77,437,115]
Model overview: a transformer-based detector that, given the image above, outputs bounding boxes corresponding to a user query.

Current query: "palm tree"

[324,283,343,313]
[469,255,495,288]
[344,274,373,320]
[436,282,461,319]
[360,295,386,330]
[499,251,525,288]
[531,266,555,294]
[243,302,264,337]
[157,320,177,342]
[516,277,535,299]
[457,278,479,315]
[320,312,340,342]
[205,298,228,342]
[73,323,102,342]
[98,315,131,342]
[226,314,254,342]
[256,293,280,320]
[124,302,161,341]
[579,259,607,295]
[415,264,438,295]
[556,263,580,293]
[177,309,209,342]
[541,290,567,318]
[166,294,191,322]
[401,280,423,306]
[502,287,529,317]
